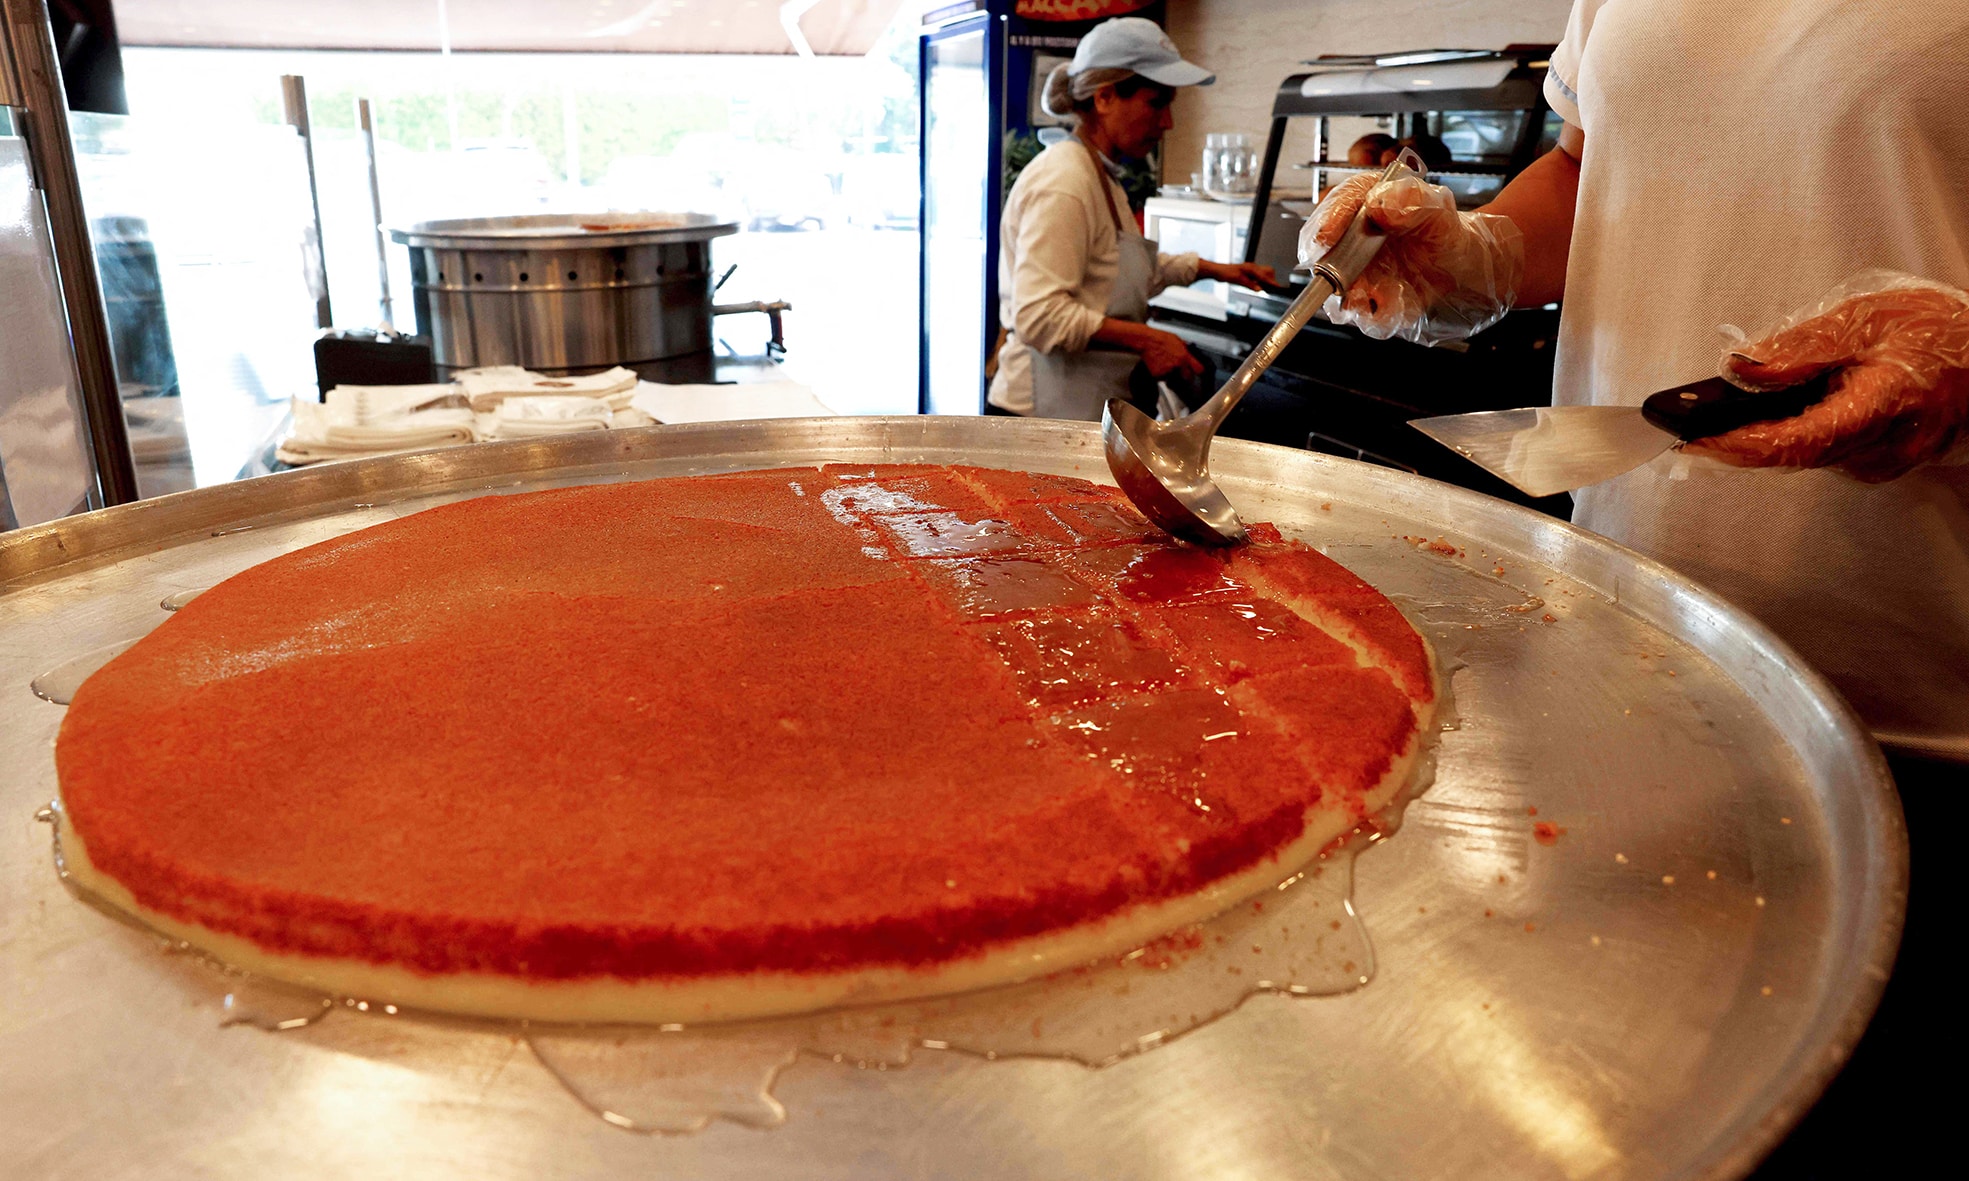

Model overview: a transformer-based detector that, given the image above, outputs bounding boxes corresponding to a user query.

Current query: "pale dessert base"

[58,706,1432,1027]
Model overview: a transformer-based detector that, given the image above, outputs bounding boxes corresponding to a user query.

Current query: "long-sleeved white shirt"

[987,139,1200,415]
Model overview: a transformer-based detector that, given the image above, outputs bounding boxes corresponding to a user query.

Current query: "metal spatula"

[1409,372,1836,499]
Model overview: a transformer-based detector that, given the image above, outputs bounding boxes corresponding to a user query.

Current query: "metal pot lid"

[389,211,739,250]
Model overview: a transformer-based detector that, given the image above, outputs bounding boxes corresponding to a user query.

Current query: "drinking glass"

[1202,132,1257,197]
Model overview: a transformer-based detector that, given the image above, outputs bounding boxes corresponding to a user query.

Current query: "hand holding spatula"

[1685,276,1969,482]
[1412,274,1969,496]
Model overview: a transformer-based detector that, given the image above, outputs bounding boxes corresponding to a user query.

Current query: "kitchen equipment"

[1105,158,1400,545]
[0,416,1902,1180]
[1246,46,1558,255]
[710,298,793,358]
[1143,195,1249,320]
[1410,372,1836,498]
[311,328,436,399]
[1201,131,1257,200]
[389,212,739,376]
[1137,45,1569,514]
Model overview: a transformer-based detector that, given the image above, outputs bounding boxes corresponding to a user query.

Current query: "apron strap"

[1077,137,1127,236]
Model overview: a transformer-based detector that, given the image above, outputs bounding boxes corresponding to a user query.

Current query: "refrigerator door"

[919,17,991,415]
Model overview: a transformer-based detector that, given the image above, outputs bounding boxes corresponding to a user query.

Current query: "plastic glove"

[1297,170,1524,346]
[1684,273,1969,482]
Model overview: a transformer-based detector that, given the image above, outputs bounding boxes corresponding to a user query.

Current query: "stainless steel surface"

[1411,405,1677,499]
[280,75,333,331]
[390,212,739,374]
[1103,160,1397,545]
[0,418,1904,1181]
[1410,372,1842,499]
[357,97,392,331]
[2,0,137,505]
[0,135,98,527]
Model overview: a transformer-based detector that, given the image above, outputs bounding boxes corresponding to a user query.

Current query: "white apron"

[1028,142,1159,422]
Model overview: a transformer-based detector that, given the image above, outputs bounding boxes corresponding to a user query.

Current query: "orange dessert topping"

[55,466,1432,986]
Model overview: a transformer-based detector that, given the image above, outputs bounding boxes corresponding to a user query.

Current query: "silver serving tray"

[0,418,1904,1180]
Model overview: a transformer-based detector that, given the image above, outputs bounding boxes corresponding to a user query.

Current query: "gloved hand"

[1297,170,1525,346]
[1684,274,1969,482]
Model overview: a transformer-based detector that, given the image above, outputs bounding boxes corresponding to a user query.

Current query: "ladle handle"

[1190,157,1405,432]
[1191,269,1342,430]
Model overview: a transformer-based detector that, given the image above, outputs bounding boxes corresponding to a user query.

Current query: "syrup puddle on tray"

[160,588,207,611]
[37,791,1418,1136]
[29,586,210,703]
[520,839,1389,1132]
[30,640,140,704]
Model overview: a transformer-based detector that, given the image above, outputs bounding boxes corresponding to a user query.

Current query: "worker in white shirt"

[1303,0,1969,764]
[987,17,1276,420]
[1303,6,1965,1166]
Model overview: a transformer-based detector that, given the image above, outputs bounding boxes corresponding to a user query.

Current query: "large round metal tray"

[0,418,1904,1180]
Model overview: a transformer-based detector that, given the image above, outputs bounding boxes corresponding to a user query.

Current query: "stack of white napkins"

[277,384,476,466]
[455,365,640,412]
[484,394,655,439]
[278,367,832,466]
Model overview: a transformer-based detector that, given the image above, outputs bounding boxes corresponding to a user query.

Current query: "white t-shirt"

[987,139,1200,415]
[1545,0,1969,758]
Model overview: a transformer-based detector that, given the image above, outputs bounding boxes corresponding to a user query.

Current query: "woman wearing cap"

[987,17,1275,420]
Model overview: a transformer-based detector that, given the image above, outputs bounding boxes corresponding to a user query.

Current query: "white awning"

[115,0,909,56]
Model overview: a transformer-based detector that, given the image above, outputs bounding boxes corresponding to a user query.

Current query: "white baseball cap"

[1070,17,1215,88]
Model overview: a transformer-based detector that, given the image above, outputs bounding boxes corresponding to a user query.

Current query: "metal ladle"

[1103,156,1409,546]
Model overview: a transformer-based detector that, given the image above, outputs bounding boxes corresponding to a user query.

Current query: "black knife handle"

[1639,373,1836,442]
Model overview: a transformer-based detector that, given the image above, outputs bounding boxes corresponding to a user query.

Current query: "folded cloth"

[277,394,477,466]
[455,366,639,412]
[630,379,837,424]
[481,394,615,439]
[329,382,468,421]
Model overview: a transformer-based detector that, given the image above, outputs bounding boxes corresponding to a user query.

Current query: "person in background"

[1302,2,1965,1166]
[1347,132,1400,167]
[1346,131,1452,171]
[987,17,1276,420]
[1394,131,1453,171]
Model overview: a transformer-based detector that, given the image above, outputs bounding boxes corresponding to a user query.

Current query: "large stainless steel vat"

[390,212,739,375]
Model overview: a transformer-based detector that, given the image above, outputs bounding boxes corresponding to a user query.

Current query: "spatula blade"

[1410,406,1675,499]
